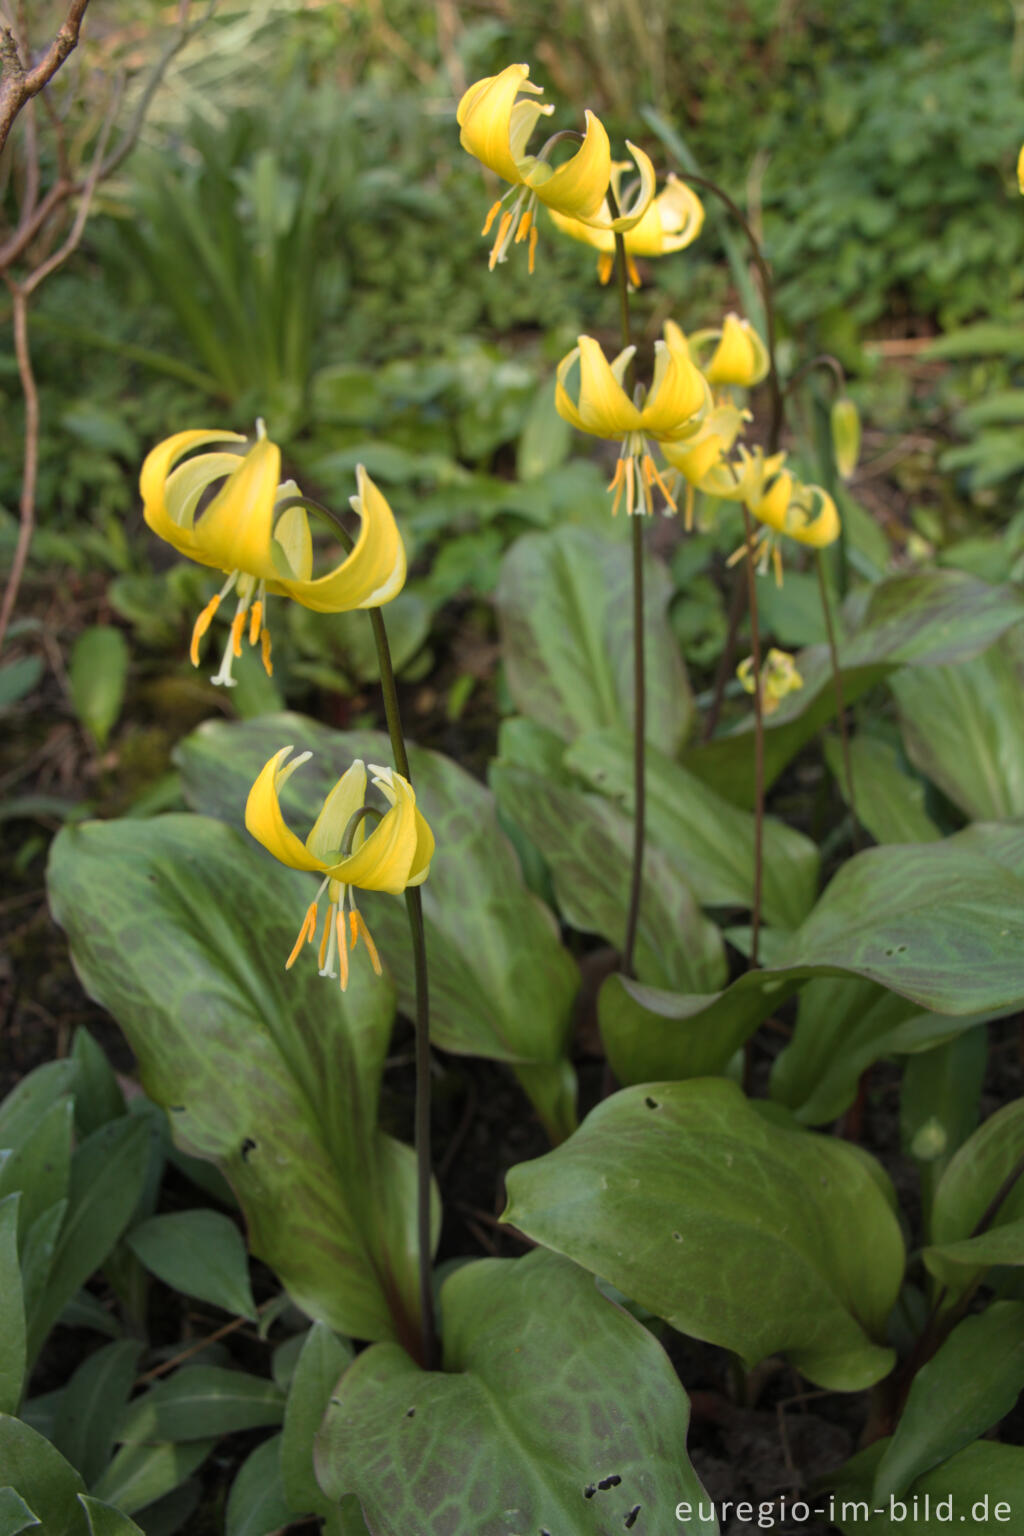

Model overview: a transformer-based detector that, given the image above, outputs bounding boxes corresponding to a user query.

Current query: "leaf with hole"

[315,1250,718,1536]
[504,1080,903,1391]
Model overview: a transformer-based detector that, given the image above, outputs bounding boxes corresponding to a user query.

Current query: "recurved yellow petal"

[140,430,246,562]
[245,747,326,874]
[458,63,547,185]
[639,329,709,440]
[324,773,419,894]
[575,334,641,436]
[576,139,655,232]
[192,437,283,580]
[280,466,406,613]
[526,109,611,220]
[705,314,770,388]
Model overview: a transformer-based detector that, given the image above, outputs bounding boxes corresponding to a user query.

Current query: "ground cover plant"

[3,3,1024,1535]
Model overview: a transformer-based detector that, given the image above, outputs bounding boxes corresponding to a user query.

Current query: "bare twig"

[0,288,38,654]
[0,0,90,155]
[24,70,119,294]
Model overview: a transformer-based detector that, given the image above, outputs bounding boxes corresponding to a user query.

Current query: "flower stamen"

[286,900,319,969]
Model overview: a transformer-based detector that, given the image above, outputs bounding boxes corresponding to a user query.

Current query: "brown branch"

[0,286,39,651]
[0,0,90,156]
[23,69,119,294]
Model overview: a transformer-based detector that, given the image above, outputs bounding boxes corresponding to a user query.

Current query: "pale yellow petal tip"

[1018,143,1024,195]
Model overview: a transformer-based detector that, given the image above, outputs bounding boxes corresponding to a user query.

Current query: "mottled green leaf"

[831,1440,1024,1532]
[118,1366,284,1444]
[315,1250,717,1536]
[225,1435,293,1536]
[687,571,1024,806]
[893,637,1024,820]
[824,734,941,844]
[68,627,129,748]
[492,760,727,993]
[52,1341,142,1486]
[48,814,428,1346]
[567,727,819,927]
[504,1081,903,1391]
[600,835,1024,1086]
[873,1304,1024,1501]
[281,1324,353,1515]
[175,716,580,1141]
[0,1197,25,1416]
[0,1415,88,1535]
[127,1211,256,1321]
[495,525,693,751]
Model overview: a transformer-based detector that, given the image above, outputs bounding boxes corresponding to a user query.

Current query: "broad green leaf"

[0,1098,74,1241]
[824,734,941,844]
[924,1219,1024,1289]
[567,728,820,927]
[52,1341,142,1487]
[315,1250,718,1536]
[117,1366,284,1443]
[491,760,727,993]
[0,1061,77,1150]
[504,1080,903,1391]
[281,1323,353,1515]
[175,716,580,1141]
[831,1440,1024,1532]
[873,1304,1024,1501]
[78,1498,145,1536]
[19,1201,67,1329]
[495,525,693,752]
[91,1441,217,1517]
[0,1197,25,1416]
[686,571,1024,806]
[68,627,129,748]
[225,1435,294,1536]
[770,978,996,1128]
[27,1117,149,1362]
[892,638,1024,820]
[48,813,429,1346]
[70,1030,127,1138]
[127,1211,256,1321]
[0,1486,39,1534]
[600,835,1024,1086]
[0,1415,88,1535]
[930,1099,1024,1294]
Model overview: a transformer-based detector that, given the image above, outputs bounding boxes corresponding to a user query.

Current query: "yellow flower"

[457,63,651,272]
[140,426,405,687]
[723,447,840,584]
[831,396,861,481]
[548,169,703,286]
[1018,144,1024,195]
[737,648,804,716]
[245,747,434,991]
[555,320,710,515]
[687,313,770,389]
[660,399,750,528]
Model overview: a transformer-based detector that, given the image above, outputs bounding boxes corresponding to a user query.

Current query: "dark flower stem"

[279,493,438,1371]
[739,506,765,973]
[609,221,645,982]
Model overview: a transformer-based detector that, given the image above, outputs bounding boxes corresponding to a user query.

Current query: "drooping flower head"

[456,63,653,272]
[722,447,840,584]
[660,398,750,528]
[555,319,710,516]
[245,748,434,991]
[140,426,405,687]
[737,648,804,716]
[686,313,770,390]
[548,169,704,286]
